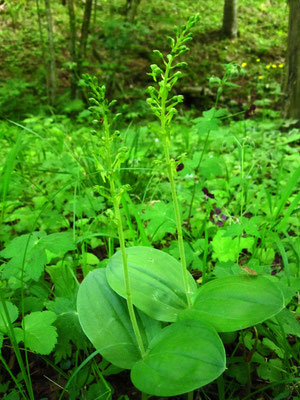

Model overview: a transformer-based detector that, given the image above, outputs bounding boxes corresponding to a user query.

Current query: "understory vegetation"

[0,0,299,399]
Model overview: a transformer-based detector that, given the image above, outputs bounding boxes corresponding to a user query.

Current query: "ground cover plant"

[0,1,300,400]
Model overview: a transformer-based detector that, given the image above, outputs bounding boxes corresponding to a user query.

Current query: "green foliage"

[19,311,58,355]
[106,246,197,322]
[131,320,225,396]
[77,268,159,369]
[0,4,299,400]
[180,275,284,332]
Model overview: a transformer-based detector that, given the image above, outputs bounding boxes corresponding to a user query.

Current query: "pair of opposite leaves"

[77,246,284,397]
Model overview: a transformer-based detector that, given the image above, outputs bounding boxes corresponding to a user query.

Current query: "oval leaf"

[106,246,197,322]
[187,276,285,332]
[131,319,225,397]
[77,268,161,369]
[77,269,141,369]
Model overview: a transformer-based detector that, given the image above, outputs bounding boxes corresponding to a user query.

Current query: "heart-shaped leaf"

[106,246,197,322]
[182,275,284,332]
[131,319,225,397]
[77,268,161,369]
[21,311,58,355]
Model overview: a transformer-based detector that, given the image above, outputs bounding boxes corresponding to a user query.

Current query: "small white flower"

[155,138,159,142]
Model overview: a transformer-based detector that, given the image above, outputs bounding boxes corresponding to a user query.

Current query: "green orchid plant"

[76,16,285,398]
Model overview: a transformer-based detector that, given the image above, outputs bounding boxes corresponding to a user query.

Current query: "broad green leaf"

[106,246,197,322]
[182,276,284,332]
[131,319,225,397]
[22,311,58,355]
[0,233,39,259]
[0,301,18,333]
[39,232,75,255]
[211,230,255,262]
[201,157,223,178]
[77,268,160,369]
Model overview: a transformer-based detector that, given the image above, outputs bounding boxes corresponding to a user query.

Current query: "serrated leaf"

[0,301,19,333]
[0,233,40,259]
[211,230,255,262]
[140,201,176,241]
[273,308,300,338]
[1,233,47,283]
[131,320,225,397]
[46,297,87,359]
[106,246,197,322]
[22,311,58,355]
[39,232,75,255]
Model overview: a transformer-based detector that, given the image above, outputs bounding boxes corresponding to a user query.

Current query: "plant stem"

[0,355,28,400]
[0,294,34,400]
[162,136,192,307]
[110,178,146,357]
[187,390,194,400]
[102,112,146,358]
[217,375,225,400]
[159,52,192,307]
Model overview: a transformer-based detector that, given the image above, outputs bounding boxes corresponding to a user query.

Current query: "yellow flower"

[258,75,263,79]
[241,62,247,68]
[272,64,277,68]
[256,58,261,62]
[266,64,271,69]
[279,64,284,68]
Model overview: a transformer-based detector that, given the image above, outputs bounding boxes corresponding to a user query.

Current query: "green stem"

[158,51,192,307]
[110,179,146,357]
[187,390,194,400]
[162,136,192,307]
[0,294,33,400]
[101,106,146,358]
[187,129,211,223]
[217,375,225,400]
[0,354,28,400]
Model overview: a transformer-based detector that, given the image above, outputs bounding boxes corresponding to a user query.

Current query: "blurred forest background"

[0,0,299,122]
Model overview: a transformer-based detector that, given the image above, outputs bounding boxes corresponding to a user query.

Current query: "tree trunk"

[35,0,49,99]
[79,0,93,66]
[284,0,300,121]
[67,0,77,98]
[44,0,57,105]
[222,0,238,39]
[93,0,97,25]
[126,0,141,23]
